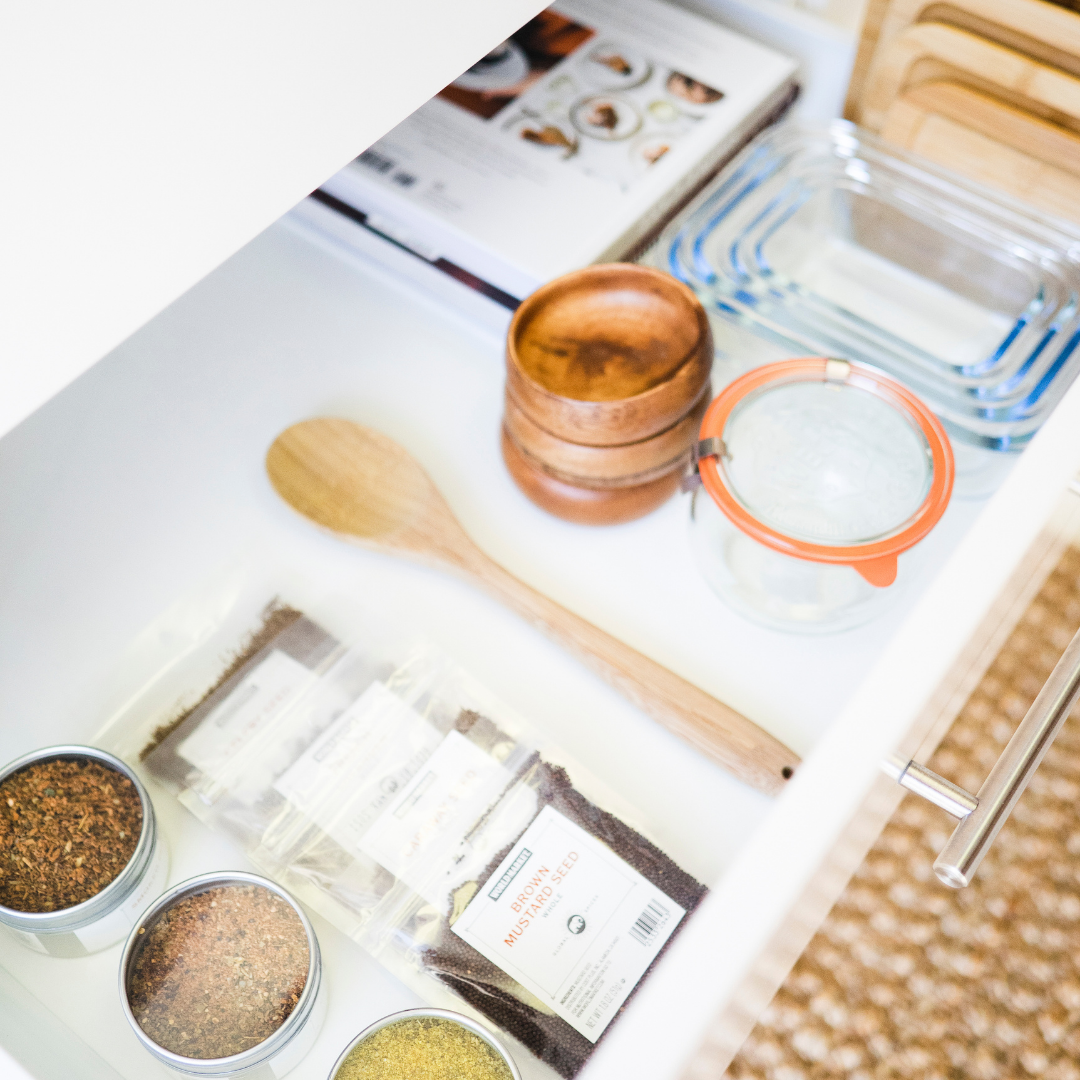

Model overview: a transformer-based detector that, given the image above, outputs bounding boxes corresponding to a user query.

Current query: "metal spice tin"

[328,1008,522,1080]
[119,871,325,1079]
[0,744,169,957]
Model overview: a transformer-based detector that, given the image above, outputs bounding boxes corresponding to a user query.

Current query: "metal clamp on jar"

[685,358,955,633]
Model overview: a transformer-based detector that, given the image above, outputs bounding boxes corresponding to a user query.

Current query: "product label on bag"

[273,680,444,849]
[452,804,685,1042]
[274,681,512,904]
[272,678,511,907]
[178,650,313,778]
[357,728,510,904]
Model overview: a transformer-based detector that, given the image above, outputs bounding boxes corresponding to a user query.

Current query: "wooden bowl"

[506,264,712,447]
[503,381,710,486]
[501,426,683,525]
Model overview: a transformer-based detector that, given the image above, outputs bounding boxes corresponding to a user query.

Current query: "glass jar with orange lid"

[688,358,955,633]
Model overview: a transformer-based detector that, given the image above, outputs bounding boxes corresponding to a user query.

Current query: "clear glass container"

[660,119,1080,451]
[120,872,325,1079]
[689,358,954,633]
[0,745,169,956]
[690,487,902,632]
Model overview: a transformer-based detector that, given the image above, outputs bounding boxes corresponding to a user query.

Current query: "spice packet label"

[357,729,511,906]
[273,680,444,853]
[178,649,312,770]
[452,804,685,1043]
[177,649,314,799]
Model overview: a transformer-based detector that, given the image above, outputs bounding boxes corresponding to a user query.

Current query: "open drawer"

[1,209,1080,1080]
[587,402,1080,1075]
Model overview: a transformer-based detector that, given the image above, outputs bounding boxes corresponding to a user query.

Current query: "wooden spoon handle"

[457,545,799,795]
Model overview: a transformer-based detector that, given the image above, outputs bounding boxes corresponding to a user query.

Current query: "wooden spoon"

[266,417,799,794]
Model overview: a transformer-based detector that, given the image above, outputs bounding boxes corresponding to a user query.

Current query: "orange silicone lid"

[697,358,955,588]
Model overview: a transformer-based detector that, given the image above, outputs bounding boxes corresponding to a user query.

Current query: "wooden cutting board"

[860,22,1080,134]
[883,81,1080,220]
[879,0,1080,79]
[845,0,894,122]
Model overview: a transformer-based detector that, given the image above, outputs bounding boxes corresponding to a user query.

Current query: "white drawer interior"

[2,219,1079,1080]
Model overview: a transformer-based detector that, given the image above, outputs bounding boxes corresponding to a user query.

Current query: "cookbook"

[289,0,797,322]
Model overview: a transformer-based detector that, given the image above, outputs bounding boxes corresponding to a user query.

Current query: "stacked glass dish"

[658,119,1080,454]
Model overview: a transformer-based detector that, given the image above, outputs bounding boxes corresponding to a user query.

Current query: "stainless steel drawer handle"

[884,622,1080,888]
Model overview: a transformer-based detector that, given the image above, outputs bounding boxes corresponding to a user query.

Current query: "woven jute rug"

[717,546,1080,1080]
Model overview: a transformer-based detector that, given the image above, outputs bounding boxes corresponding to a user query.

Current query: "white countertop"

[0,216,990,1079]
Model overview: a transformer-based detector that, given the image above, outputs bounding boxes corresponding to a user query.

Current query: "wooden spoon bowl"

[506,264,713,446]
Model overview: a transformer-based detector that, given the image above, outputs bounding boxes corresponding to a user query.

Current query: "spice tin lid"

[0,745,158,933]
[328,1008,522,1080]
[697,358,954,586]
[119,871,322,1076]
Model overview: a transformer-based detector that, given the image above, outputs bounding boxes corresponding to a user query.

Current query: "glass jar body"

[689,489,903,633]
[0,745,170,957]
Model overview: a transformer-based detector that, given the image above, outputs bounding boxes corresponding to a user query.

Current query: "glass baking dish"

[660,120,1080,449]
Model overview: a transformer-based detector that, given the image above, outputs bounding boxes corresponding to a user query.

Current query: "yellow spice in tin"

[334,1017,513,1080]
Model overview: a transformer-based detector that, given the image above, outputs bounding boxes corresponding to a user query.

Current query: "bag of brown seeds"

[98,573,707,1078]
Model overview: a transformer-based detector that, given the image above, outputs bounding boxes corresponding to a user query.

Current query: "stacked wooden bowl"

[502,264,712,526]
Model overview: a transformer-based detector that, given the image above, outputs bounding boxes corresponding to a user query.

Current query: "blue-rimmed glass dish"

[658,119,1080,451]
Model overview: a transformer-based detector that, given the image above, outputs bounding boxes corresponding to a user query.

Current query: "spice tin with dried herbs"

[0,745,169,956]
[120,872,325,1078]
[328,1008,522,1080]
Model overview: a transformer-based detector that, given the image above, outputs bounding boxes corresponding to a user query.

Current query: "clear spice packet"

[97,567,707,1077]
[96,563,405,862]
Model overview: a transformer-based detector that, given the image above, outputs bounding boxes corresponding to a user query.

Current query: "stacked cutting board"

[846,0,1080,221]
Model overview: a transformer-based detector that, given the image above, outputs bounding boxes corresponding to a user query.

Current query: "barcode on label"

[358,149,395,174]
[628,900,668,945]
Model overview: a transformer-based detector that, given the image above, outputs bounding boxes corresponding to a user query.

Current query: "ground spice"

[127,883,309,1059]
[333,1017,514,1080]
[0,758,142,912]
[426,742,708,1079]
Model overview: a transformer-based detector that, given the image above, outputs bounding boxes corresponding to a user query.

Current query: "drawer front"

[712,539,1080,1079]
[685,491,1080,1077]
